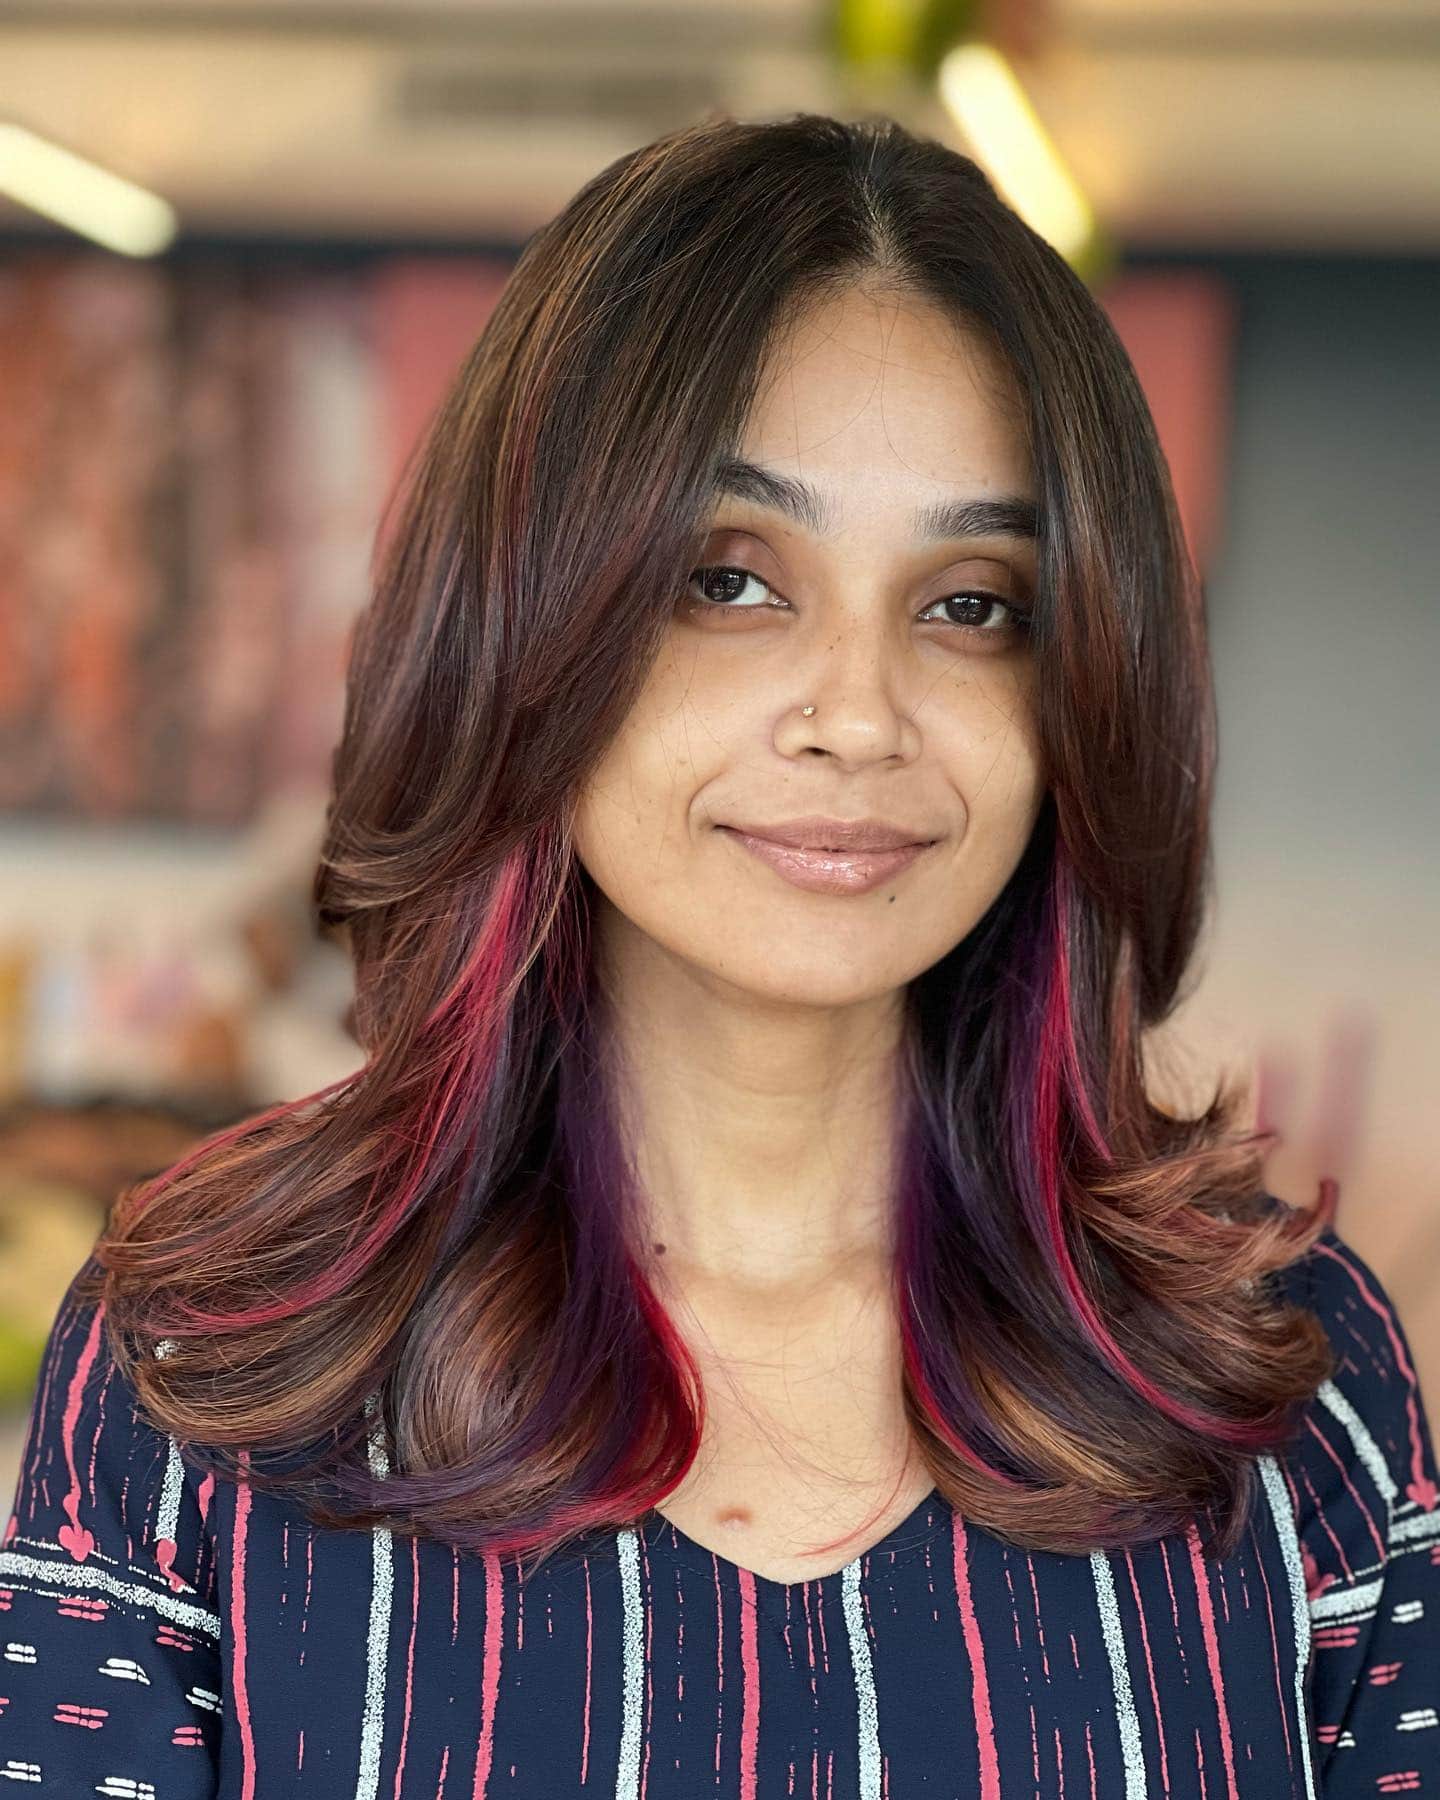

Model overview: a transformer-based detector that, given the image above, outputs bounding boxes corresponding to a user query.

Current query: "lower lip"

[718,827,933,895]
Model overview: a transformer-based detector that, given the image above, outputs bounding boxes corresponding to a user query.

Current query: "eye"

[681,565,1033,642]
[918,591,1032,638]
[684,565,779,609]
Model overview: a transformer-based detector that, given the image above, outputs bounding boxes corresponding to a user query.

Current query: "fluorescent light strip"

[937,44,1094,262]
[0,122,176,256]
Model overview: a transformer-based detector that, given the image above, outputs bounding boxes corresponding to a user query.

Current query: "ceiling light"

[0,123,176,257]
[937,43,1095,262]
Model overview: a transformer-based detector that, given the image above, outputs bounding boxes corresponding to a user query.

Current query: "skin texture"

[574,279,1046,1275]
[569,280,1049,1571]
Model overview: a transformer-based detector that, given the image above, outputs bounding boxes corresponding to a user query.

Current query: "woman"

[3,112,1436,1797]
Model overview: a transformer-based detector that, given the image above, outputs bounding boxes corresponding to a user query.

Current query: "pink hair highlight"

[1038,847,1285,1449]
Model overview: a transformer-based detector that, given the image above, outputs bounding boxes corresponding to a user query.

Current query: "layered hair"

[79,111,1336,1568]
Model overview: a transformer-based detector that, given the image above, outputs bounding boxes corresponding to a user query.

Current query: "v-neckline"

[643,1485,951,1602]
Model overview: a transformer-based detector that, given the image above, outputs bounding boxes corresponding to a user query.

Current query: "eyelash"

[682,565,1032,641]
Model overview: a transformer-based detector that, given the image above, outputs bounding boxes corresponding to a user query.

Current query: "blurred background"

[1,0,1437,1498]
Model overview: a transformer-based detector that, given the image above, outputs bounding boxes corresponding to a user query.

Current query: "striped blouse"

[2,1221,1437,1797]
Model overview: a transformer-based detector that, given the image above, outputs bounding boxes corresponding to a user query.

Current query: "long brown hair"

[78,111,1336,1568]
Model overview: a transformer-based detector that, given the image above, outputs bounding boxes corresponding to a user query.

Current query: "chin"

[695,948,923,1010]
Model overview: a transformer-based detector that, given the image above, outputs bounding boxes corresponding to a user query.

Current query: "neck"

[595,912,911,1294]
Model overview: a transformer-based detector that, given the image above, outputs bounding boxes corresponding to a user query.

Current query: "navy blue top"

[2,1221,1437,1797]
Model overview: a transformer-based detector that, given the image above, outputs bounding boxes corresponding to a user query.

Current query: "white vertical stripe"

[842,1557,883,1800]
[356,1390,393,1800]
[153,1340,185,1553]
[1089,1549,1148,1797]
[155,1438,185,1550]
[615,1527,644,1800]
[1258,1452,1318,1800]
[1316,1378,1397,1507]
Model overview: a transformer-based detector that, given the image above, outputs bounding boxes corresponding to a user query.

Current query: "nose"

[775,670,922,771]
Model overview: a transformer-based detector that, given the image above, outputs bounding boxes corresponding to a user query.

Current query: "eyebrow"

[709,456,1043,545]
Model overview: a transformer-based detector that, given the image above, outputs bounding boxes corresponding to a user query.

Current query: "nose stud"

[801,704,815,717]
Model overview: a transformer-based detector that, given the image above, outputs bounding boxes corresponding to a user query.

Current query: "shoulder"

[2,1253,217,1612]
[1268,1217,1436,1511]
[1256,1218,1440,1781]
[1261,1214,1439,1600]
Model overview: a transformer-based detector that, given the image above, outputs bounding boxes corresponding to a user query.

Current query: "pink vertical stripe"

[952,1517,1002,1797]
[471,1552,504,1796]
[392,1536,420,1797]
[1316,1239,1439,1510]
[230,1452,258,1800]
[581,1557,593,1785]
[56,1306,102,1563]
[1305,1418,1387,1562]
[737,1570,760,1799]
[1123,1549,1171,1793]
[712,1556,725,1779]
[1186,1523,1238,1798]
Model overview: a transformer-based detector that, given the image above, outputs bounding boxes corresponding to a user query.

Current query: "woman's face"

[572,282,1047,1009]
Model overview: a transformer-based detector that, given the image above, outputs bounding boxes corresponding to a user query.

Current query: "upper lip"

[721,815,938,852]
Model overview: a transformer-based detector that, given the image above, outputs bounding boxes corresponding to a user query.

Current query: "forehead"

[733,283,1033,508]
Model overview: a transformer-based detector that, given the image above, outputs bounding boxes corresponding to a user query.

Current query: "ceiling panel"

[0,2,1435,248]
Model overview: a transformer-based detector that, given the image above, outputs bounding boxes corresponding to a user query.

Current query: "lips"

[715,824,939,897]
[718,815,936,853]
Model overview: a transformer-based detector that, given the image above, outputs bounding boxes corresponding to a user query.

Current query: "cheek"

[945,666,1045,808]
[570,706,709,891]
[977,727,1046,822]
